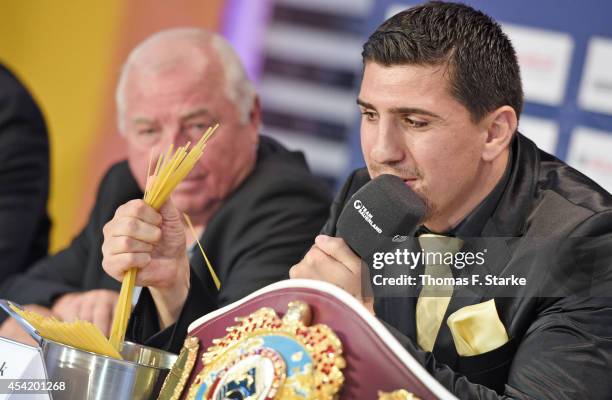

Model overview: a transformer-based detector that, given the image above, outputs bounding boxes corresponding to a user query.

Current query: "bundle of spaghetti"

[109,124,219,351]
[9,304,122,359]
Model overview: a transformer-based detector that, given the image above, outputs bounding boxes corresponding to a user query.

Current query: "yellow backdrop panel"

[0,0,224,252]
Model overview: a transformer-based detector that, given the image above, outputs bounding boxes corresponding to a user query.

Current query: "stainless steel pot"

[0,299,177,400]
[41,339,176,400]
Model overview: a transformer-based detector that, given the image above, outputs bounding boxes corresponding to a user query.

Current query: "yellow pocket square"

[447,299,509,357]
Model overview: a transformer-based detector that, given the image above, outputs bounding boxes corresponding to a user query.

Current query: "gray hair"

[115,28,256,133]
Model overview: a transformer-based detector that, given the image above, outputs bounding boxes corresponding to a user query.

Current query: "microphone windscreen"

[336,174,425,259]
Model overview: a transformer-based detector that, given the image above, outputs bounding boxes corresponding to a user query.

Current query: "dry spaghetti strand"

[183,213,221,290]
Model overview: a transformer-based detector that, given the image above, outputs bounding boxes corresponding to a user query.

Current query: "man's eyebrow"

[181,108,209,121]
[389,106,442,119]
[132,117,154,125]
[130,109,209,125]
[357,98,376,110]
[356,98,442,119]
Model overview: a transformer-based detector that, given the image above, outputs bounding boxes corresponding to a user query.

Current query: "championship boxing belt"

[158,279,456,400]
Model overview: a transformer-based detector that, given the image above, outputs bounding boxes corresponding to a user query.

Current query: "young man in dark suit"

[0,29,331,350]
[290,2,612,398]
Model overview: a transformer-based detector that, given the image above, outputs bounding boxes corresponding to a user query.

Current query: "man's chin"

[171,195,203,213]
[399,182,436,222]
[172,195,219,219]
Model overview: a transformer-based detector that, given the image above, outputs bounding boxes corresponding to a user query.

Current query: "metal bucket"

[0,300,177,399]
[41,339,176,400]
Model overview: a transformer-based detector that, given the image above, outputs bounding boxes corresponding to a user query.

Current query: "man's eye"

[403,117,428,128]
[193,123,208,131]
[185,123,209,136]
[138,128,158,135]
[361,111,378,121]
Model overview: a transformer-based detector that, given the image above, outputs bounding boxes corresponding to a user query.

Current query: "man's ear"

[481,105,517,162]
[248,95,261,132]
[242,95,261,148]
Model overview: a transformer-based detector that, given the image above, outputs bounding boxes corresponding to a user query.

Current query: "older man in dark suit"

[1,29,330,350]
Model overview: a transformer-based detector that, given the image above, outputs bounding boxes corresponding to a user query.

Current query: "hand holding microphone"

[290,174,425,312]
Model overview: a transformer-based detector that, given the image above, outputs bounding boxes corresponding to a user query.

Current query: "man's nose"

[370,121,406,165]
[165,126,190,148]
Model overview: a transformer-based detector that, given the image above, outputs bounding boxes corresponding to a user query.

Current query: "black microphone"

[336,174,426,259]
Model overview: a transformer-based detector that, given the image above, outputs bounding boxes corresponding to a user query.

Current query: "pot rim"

[41,338,177,371]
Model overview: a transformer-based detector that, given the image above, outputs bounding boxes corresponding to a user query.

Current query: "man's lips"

[183,169,207,182]
[183,174,206,182]
[372,171,419,185]
[176,175,206,190]
[402,178,418,187]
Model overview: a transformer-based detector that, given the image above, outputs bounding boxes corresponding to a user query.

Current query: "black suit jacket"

[321,134,612,399]
[0,137,331,331]
[0,64,50,284]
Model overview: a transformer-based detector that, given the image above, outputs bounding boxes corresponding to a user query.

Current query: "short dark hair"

[362,1,523,122]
